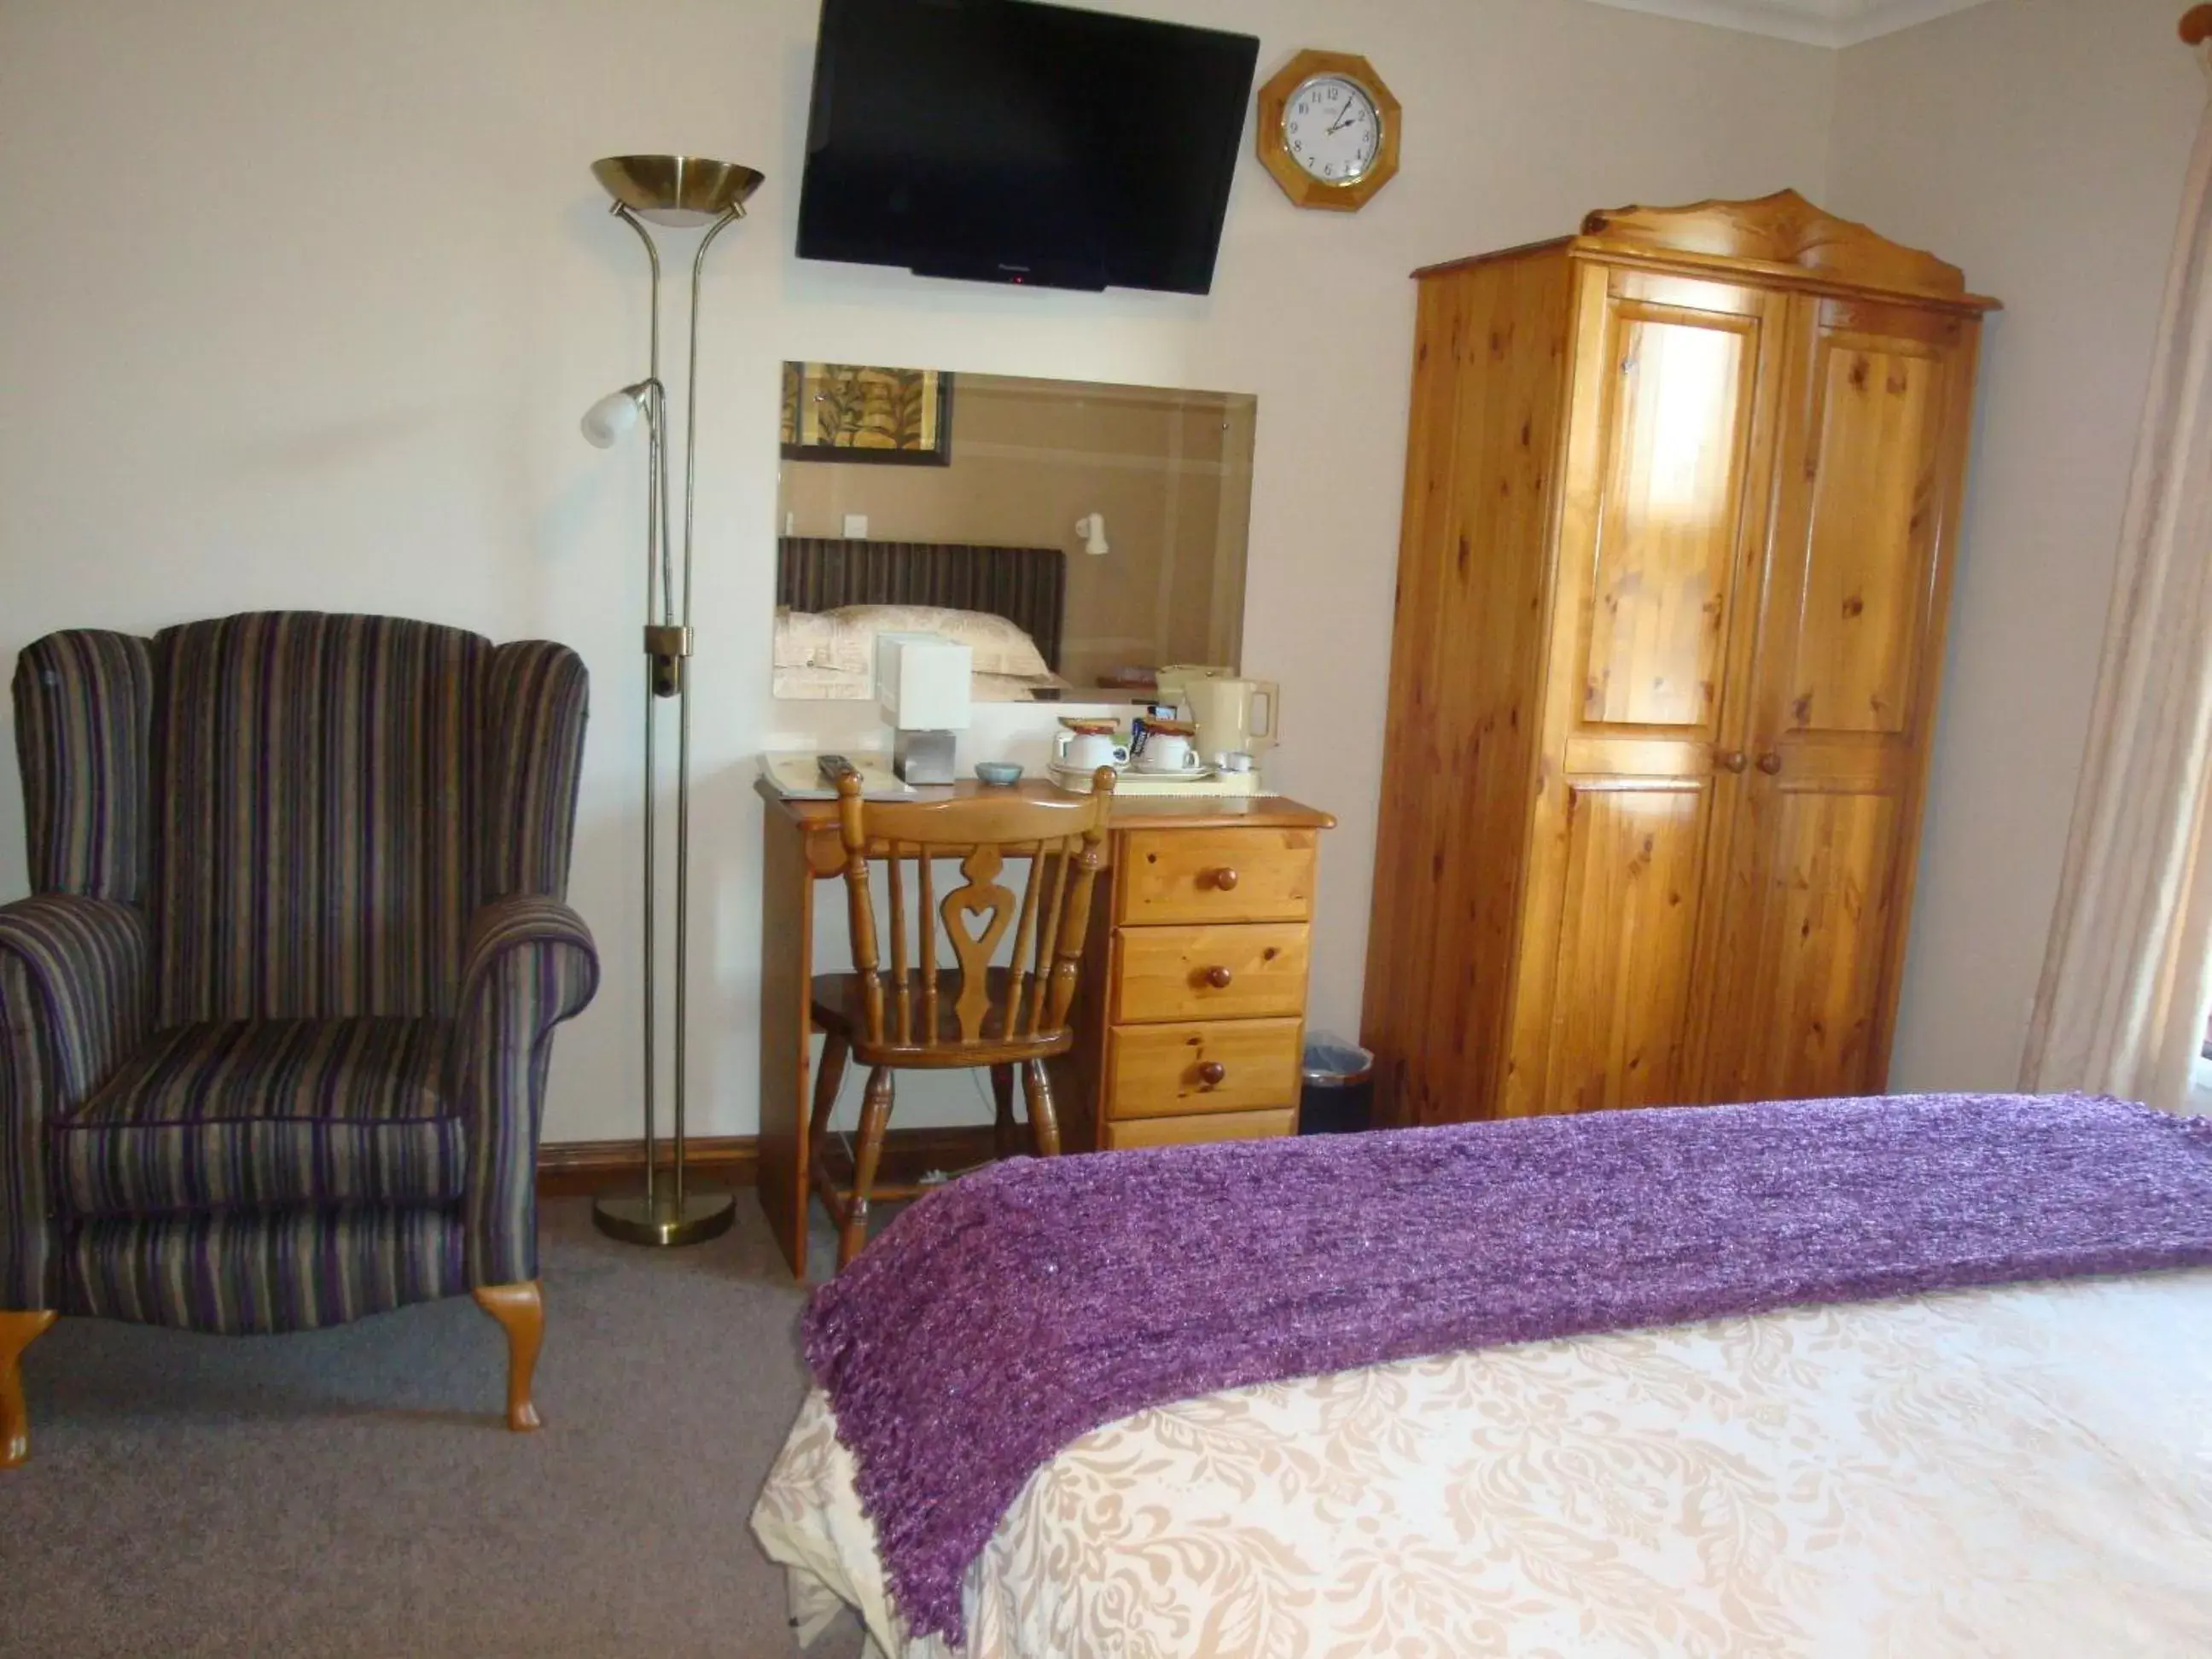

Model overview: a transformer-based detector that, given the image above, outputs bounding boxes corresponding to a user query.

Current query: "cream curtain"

[2020,59,2212,1114]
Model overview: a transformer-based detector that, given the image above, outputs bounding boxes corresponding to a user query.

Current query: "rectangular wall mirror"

[772,365,1255,703]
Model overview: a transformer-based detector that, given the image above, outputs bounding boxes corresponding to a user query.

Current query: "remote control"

[816,753,859,783]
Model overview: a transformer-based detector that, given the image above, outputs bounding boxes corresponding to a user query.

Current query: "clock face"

[1283,74,1382,186]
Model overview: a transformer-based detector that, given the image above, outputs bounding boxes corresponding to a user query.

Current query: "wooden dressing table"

[755,777,1335,1278]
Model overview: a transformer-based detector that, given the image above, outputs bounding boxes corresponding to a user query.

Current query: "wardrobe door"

[1499,265,1786,1116]
[1703,295,1979,1102]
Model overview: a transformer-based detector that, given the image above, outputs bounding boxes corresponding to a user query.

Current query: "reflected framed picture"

[780,362,954,466]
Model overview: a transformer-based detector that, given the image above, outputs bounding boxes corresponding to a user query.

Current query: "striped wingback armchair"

[0,612,599,1466]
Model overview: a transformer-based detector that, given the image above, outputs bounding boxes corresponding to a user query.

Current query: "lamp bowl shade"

[592,155,764,226]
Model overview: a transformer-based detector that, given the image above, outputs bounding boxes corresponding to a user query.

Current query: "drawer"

[1107,1017,1302,1120]
[1117,829,1318,927]
[1113,923,1311,1023]
[1104,1107,1296,1150]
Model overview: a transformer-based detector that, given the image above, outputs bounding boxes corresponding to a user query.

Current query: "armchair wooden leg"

[1022,1060,1062,1159]
[472,1283,544,1434]
[990,1063,1020,1159]
[840,1067,896,1272]
[2,1310,57,1470]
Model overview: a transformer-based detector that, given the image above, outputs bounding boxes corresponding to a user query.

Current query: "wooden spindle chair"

[808,767,1117,1268]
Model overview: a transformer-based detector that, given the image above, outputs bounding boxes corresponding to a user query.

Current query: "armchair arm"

[453,896,600,1286]
[0,896,151,1309]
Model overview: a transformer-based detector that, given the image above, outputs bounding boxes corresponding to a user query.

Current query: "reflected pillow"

[826,605,1051,680]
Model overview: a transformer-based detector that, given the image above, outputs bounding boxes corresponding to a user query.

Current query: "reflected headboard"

[776,538,1066,672]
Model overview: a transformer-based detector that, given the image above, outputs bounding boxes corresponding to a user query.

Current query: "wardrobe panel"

[1789,335,1948,736]
[1541,780,1711,1114]
[1706,785,1901,1101]
[1581,308,1757,733]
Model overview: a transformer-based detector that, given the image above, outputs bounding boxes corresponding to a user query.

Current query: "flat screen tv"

[797,0,1260,294]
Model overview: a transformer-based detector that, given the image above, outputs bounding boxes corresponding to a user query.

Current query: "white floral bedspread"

[751,1270,2212,1658]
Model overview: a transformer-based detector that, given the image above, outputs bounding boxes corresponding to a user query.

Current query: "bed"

[773,538,1072,702]
[751,1094,2212,1658]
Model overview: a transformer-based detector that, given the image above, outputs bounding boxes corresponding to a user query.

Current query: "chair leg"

[1022,1060,1062,1158]
[808,1027,852,1232]
[1,1310,57,1470]
[809,1028,851,1155]
[840,1067,896,1271]
[990,1063,1020,1159]
[472,1283,544,1434]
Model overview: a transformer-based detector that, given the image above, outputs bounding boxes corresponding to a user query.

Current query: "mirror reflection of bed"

[773,366,1255,703]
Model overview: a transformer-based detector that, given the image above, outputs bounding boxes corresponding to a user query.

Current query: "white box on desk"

[874,632,972,730]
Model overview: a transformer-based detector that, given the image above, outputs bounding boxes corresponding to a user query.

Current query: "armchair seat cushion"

[55,1018,464,1217]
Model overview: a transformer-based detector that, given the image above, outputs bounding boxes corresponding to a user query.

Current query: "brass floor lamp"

[580,155,762,1247]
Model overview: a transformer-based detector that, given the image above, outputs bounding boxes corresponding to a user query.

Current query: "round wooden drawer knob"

[1197,1062,1227,1086]
[1204,965,1234,989]
[1757,751,1784,775]
[1210,868,1240,891]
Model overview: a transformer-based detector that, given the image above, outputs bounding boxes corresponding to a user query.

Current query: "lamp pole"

[580,156,762,1248]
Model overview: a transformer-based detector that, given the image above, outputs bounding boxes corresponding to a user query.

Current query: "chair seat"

[811,971,1073,1069]
[55,1019,464,1218]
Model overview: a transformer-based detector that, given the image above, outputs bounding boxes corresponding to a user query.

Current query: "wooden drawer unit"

[1104,1108,1297,1150]
[1083,814,1328,1152]
[1112,923,1311,1024]
[1106,1017,1302,1120]
[1117,829,1318,927]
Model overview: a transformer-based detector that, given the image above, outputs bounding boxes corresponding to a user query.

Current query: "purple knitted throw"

[802,1092,2212,1642]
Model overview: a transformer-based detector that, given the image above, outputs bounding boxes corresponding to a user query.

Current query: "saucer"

[1127,762,1216,780]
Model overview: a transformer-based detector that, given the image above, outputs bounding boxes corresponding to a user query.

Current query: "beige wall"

[1827,0,2203,1091]
[0,0,1835,1141]
[777,375,1252,690]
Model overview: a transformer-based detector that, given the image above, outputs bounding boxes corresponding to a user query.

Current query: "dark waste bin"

[1298,1035,1375,1134]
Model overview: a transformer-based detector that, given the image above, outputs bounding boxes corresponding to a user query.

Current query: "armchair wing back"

[14,628,157,905]
[1,612,597,1462]
[16,613,588,1022]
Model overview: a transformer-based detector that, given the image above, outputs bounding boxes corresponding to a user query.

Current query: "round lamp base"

[591,1188,737,1248]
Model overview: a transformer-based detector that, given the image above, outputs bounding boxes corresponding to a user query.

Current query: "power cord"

[818,1045,1003,1192]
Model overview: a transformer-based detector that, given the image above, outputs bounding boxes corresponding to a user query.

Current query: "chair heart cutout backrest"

[833,770,1117,1054]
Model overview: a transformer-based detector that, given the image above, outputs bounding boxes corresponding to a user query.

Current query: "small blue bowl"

[974,760,1024,787]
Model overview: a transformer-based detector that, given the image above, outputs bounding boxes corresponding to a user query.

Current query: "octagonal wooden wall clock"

[1256,49,1401,212]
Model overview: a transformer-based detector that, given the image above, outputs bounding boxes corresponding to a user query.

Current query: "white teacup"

[1136,733,1198,772]
[1057,731,1131,770]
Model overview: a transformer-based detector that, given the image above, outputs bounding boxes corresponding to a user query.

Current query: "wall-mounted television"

[796,0,1260,295]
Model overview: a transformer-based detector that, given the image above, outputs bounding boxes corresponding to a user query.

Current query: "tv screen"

[797,0,1260,294]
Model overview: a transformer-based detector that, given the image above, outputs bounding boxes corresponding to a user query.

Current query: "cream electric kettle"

[1177,674,1281,761]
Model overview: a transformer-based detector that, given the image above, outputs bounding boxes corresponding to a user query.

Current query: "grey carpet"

[2,1198,868,1657]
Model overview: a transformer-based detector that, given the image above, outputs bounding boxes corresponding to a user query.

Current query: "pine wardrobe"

[1361,192,1998,1125]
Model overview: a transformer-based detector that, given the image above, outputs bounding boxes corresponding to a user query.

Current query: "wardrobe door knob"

[1211,868,1241,891]
[1197,1062,1227,1086]
[1720,749,1749,774]
[1204,965,1234,989]
[1757,751,1784,776]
